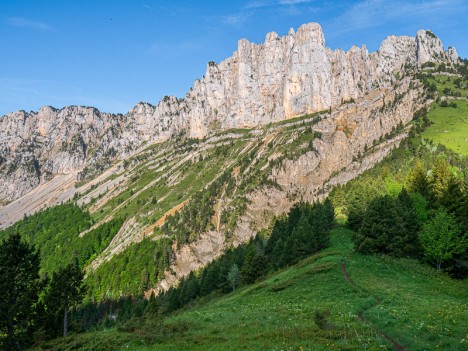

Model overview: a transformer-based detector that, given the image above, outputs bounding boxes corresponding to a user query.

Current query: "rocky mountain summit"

[0,22,462,300]
[0,23,458,207]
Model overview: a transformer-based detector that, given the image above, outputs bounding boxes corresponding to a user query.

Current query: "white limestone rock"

[0,23,458,204]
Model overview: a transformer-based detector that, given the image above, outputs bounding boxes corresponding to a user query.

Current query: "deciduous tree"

[227,264,240,291]
[419,208,467,270]
[44,263,87,337]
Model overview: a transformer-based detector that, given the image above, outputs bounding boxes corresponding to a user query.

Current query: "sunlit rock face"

[0,23,458,204]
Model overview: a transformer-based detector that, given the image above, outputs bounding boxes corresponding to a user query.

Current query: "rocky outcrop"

[0,23,459,205]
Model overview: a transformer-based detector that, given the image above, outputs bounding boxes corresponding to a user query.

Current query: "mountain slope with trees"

[0,29,466,351]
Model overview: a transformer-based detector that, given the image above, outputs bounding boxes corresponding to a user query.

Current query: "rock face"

[146,72,423,296]
[0,23,459,205]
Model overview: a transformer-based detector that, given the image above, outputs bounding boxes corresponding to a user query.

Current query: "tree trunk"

[436,261,441,270]
[63,307,68,337]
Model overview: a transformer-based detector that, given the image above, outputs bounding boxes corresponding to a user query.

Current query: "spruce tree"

[429,158,451,205]
[200,264,220,296]
[347,201,366,231]
[354,196,404,255]
[241,243,256,284]
[243,254,268,284]
[395,188,421,257]
[183,272,200,302]
[409,191,429,225]
[440,176,465,220]
[0,234,40,351]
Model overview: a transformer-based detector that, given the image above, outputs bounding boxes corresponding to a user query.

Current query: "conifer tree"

[0,234,40,351]
[288,215,318,261]
[429,158,451,205]
[200,264,220,296]
[354,196,404,254]
[440,176,465,220]
[395,188,421,257]
[409,192,429,225]
[241,243,257,284]
[145,293,161,317]
[406,159,429,197]
[182,272,200,302]
[140,268,150,293]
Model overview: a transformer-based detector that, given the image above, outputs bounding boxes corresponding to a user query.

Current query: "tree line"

[0,204,123,276]
[71,200,335,332]
[349,157,468,276]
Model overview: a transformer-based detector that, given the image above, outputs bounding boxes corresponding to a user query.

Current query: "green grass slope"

[420,73,468,155]
[421,99,468,155]
[35,227,468,351]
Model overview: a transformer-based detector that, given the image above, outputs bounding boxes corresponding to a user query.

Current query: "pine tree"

[0,234,40,351]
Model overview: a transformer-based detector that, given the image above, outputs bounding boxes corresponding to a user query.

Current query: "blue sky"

[0,0,467,116]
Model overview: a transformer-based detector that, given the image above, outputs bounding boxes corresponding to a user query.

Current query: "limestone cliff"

[0,23,458,205]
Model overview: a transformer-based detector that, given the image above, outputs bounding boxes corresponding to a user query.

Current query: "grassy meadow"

[34,227,468,351]
[422,99,468,155]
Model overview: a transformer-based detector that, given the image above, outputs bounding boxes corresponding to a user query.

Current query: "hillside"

[32,227,468,351]
[2,64,467,301]
[421,74,468,155]
[0,108,407,300]
[1,22,467,351]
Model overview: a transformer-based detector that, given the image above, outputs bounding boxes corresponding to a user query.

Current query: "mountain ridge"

[0,22,462,297]
[0,23,459,207]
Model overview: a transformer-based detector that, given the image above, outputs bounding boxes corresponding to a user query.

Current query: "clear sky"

[1,0,467,116]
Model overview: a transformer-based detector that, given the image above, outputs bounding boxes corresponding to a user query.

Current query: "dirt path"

[340,261,406,351]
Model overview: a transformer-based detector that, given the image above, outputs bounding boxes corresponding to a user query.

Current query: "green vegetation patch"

[422,99,468,155]
[0,204,123,276]
[39,227,468,351]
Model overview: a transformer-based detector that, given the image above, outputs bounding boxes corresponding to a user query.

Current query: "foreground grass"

[422,99,468,155]
[34,227,468,351]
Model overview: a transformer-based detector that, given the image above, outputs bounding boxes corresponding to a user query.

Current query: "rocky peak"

[416,29,446,65]
[0,23,459,205]
[296,22,325,46]
[447,46,459,63]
